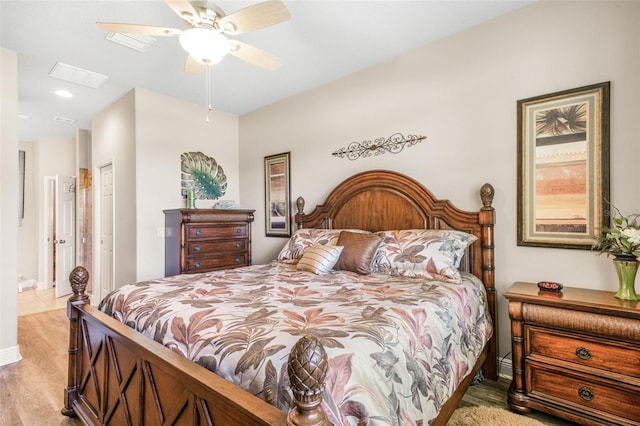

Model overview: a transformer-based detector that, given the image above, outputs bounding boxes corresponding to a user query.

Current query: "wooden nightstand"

[504,282,640,425]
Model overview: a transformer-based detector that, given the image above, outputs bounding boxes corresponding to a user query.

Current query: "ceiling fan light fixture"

[179,28,230,64]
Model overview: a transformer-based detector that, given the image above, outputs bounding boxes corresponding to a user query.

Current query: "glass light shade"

[179,28,231,64]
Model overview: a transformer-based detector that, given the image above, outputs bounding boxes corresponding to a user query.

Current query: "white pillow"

[296,245,344,275]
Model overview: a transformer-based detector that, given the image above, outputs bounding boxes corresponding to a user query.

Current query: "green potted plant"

[593,206,640,300]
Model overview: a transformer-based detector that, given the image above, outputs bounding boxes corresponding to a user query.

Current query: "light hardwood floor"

[2,297,575,425]
[17,287,68,316]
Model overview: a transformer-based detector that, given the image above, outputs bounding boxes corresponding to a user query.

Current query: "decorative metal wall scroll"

[181,151,227,200]
[332,133,426,160]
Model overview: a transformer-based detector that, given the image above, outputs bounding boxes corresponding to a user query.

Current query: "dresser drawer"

[527,326,640,379]
[526,362,640,423]
[187,224,247,240]
[186,240,246,256]
[185,254,249,272]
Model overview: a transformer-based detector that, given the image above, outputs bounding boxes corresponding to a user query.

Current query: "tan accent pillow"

[296,245,344,274]
[334,231,383,275]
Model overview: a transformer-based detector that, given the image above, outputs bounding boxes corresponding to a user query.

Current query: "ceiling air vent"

[49,62,109,89]
[53,115,77,125]
[106,32,156,52]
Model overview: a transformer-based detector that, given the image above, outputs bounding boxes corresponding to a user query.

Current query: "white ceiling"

[1,0,533,142]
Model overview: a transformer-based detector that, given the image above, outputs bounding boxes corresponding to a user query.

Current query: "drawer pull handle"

[194,245,200,252]
[195,229,202,236]
[576,347,591,360]
[194,263,201,269]
[235,243,241,248]
[236,228,242,234]
[235,257,241,263]
[578,387,594,401]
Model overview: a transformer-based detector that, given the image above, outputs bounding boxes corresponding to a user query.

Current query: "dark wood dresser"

[504,282,640,425]
[164,208,255,276]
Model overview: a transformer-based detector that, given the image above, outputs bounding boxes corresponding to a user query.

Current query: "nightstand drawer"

[185,254,249,272]
[527,326,640,379]
[186,240,246,256]
[187,224,248,240]
[527,363,640,423]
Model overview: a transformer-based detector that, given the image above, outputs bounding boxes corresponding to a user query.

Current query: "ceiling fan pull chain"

[205,63,212,123]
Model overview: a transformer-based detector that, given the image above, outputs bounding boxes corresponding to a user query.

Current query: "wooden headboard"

[294,169,497,380]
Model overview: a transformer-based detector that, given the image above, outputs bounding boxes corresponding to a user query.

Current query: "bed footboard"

[62,266,329,426]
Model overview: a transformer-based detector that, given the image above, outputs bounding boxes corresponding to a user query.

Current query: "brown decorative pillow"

[334,231,383,274]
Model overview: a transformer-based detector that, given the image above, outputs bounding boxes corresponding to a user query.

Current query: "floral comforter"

[99,261,492,425]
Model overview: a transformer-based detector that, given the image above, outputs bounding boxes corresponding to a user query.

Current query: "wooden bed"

[62,169,496,425]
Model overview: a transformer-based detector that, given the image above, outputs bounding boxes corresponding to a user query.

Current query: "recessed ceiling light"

[18,113,32,120]
[55,89,73,98]
[53,115,77,125]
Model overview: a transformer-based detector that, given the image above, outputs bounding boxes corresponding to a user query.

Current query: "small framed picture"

[264,152,291,237]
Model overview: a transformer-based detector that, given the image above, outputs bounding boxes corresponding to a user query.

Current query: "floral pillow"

[277,228,369,263]
[373,229,477,283]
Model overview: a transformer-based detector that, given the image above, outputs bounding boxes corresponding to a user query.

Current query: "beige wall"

[1,47,20,365]
[92,90,137,292]
[134,88,240,281]
[239,1,640,373]
[91,88,240,292]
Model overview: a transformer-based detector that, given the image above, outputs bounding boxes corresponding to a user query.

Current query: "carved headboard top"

[294,170,495,280]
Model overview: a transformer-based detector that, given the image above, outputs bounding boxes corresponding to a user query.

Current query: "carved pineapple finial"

[480,183,495,210]
[69,266,90,302]
[287,335,329,426]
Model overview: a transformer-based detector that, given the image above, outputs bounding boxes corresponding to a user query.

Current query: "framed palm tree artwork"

[517,81,610,249]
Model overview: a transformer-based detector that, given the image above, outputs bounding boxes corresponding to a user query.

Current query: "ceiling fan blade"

[184,54,207,74]
[165,0,201,25]
[230,40,282,71]
[218,0,290,35]
[97,22,181,37]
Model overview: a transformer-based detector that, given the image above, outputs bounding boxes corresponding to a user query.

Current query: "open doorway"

[20,175,77,316]
[42,175,76,298]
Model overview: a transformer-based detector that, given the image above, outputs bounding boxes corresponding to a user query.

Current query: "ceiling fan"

[97,0,290,73]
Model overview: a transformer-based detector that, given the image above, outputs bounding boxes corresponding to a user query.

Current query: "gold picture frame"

[517,82,610,249]
[264,152,291,237]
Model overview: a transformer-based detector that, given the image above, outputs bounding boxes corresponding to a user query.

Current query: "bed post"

[287,335,330,426]
[479,183,497,381]
[61,266,90,417]
[296,196,306,229]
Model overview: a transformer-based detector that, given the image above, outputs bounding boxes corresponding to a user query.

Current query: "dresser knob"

[576,347,591,360]
[235,243,241,248]
[235,257,241,263]
[195,229,202,236]
[578,386,594,401]
[194,263,201,269]
[236,228,242,234]
[194,245,200,252]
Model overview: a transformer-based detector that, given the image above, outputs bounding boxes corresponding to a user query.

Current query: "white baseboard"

[0,345,22,366]
[498,357,513,380]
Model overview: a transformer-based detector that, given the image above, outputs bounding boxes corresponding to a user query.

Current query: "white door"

[100,164,114,299]
[55,175,76,297]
